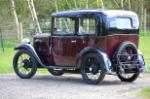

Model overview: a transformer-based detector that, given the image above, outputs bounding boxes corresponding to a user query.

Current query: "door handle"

[71,40,77,43]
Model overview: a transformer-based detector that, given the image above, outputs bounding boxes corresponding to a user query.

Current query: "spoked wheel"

[48,69,64,76]
[80,53,105,84]
[116,42,140,82]
[13,49,37,79]
[117,71,139,82]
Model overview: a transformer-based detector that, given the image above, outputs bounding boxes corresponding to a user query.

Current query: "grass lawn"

[0,39,18,73]
[139,88,150,99]
[0,35,150,73]
[139,35,150,72]
[0,48,14,73]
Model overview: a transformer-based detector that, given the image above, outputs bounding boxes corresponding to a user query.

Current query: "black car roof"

[52,9,137,17]
[52,9,105,17]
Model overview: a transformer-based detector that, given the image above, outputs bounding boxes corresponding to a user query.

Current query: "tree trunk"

[27,0,42,34]
[86,0,89,32]
[100,0,104,9]
[0,29,4,52]
[11,0,20,38]
[65,0,71,9]
[74,0,78,9]
[54,0,58,12]
[19,22,23,42]
[96,0,100,8]
[144,9,147,35]
[128,0,131,10]
[140,0,144,31]
[121,0,124,9]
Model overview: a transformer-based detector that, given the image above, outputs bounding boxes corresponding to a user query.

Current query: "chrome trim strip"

[51,34,138,38]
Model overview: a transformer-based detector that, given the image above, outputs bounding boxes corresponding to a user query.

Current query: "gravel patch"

[0,73,150,99]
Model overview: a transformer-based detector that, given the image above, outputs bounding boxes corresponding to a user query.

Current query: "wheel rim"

[83,57,102,80]
[17,53,33,75]
[119,72,136,79]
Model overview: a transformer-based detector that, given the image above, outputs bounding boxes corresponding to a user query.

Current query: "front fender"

[77,46,112,73]
[14,43,42,66]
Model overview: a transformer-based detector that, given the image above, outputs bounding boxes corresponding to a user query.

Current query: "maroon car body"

[13,9,146,84]
[34,34,138,66]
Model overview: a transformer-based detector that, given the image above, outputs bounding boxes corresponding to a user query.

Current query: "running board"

[40,65,78,69]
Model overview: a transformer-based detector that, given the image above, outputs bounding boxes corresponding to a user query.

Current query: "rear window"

[107,17,139,35]
[109,17,132,29]
[116,18,132,29]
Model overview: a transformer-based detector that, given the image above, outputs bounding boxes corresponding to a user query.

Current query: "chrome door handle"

[71,40,77,43]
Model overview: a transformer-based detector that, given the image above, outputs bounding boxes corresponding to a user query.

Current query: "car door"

[51,16,78,66]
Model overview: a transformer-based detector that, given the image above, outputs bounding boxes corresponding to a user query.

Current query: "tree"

[128,0,131,10]
[120,0,124,9]
[100,0,104,9]
[27,0,42,34]
[11,0,20,38]
[0,0,149,35]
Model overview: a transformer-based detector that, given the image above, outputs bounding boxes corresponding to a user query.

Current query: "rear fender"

[77,47,112,73]
[138,50,148,72]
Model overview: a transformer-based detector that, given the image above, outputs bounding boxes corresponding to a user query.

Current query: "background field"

[139,88,150,99]
[0,35,150,74]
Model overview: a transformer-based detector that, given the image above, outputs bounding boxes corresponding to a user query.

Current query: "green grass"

[0,35,150,73]
[139,88,150,99]
[0,48,14,73]
[2,39,19,48]
[139,35,150,72]
[0,38,19,73]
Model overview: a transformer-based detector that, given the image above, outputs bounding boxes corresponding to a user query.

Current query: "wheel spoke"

[119,71,136,79]
[17,53,32,75]
[84,57,102,80]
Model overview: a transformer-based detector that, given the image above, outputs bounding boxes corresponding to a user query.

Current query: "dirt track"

[0,73,150,99]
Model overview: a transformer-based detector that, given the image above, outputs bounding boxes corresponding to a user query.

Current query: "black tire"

[115,41,140,82]
[117,71,140,82]
[13,49,37,79]
[80,53,105,84]
[48,69,64,76]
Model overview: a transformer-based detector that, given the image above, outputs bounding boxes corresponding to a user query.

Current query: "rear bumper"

[117,53,147,73]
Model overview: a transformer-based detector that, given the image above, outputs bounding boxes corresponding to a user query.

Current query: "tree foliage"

[0,0,149,30]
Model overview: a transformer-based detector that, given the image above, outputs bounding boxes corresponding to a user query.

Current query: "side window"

[53,17,75,35]
[78,17,96,35]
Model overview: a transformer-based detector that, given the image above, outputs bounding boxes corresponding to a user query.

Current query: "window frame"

[77,15,98,36]
[108,16,135,29]
[51,16,77,36]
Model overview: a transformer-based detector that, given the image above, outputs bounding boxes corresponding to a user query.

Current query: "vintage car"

[13,9,147,84]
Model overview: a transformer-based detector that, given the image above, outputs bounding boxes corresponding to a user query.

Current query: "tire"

[48,69,64,76]
[117,71,140,82]
[115,41,140,82]
[80,53,105,84]
[13,49,37,79]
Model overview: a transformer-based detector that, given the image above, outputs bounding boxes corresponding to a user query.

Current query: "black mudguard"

[77,46,112,73]
[14,43,43,66]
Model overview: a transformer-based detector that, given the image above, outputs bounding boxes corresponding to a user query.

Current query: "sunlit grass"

[139,88,150,99]
[0,48,14,73]
[139,35,150,72]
